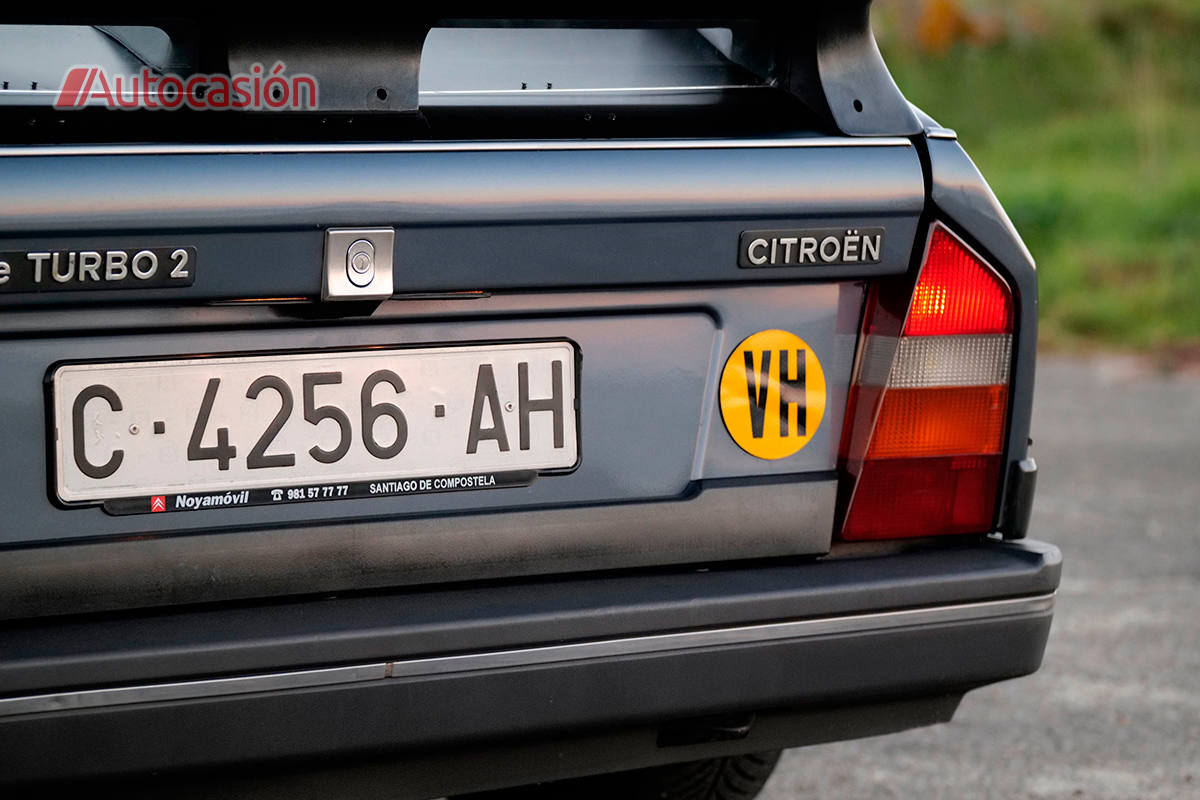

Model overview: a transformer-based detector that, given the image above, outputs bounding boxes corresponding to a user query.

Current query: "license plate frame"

[49,339,580,513]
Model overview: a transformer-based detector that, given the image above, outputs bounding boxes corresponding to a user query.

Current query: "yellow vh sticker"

[719,330,827,460]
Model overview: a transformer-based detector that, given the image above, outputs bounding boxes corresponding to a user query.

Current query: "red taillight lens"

[842,456,1003,540]
[838,224,1014,541]
[903,228,1013,336]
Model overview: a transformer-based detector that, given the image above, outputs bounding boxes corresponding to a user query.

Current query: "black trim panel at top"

[1,3,919,137]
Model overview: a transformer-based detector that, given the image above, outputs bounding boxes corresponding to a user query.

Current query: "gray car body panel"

[0,141,920,305]
[0,130,1049,612]
[3,281,858,544]
[0,139,916,611]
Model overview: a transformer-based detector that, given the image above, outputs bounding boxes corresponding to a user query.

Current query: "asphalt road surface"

[762,354,1200,800]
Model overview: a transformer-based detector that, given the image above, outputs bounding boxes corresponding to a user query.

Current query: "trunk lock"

[346,239,376,287]
[322,228,394,301]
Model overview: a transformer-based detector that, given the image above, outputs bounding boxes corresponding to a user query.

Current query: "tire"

[454,750,783,800]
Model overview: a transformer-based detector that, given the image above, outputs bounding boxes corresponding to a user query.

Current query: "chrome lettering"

[51,252,74,283]
[739,229,884,267]
[862,233,881,262]
[28,252,50,283]
[79,251,103,281]
[798,237,818,264]
[131,250,157,279]
[747,238,769,265]
[779,237,798,263]
[104,250,128,281]
[819,236,840,263]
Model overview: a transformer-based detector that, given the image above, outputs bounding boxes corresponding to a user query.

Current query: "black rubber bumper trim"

[0,540,1059,783]
[0,594,1052,719]
[0,598,1053,784]
[0,539,1060,698]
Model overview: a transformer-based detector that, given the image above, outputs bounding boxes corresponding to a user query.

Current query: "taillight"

[838,223,1013,541]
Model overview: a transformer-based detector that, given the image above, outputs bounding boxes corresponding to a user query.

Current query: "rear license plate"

[52,341,578,510]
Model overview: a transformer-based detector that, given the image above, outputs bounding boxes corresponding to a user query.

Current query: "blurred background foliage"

[874,0,1200,351]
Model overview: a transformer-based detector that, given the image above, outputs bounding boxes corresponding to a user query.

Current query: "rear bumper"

[0,539,1059,790]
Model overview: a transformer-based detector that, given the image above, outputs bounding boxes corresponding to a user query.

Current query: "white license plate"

[52,341,578,510]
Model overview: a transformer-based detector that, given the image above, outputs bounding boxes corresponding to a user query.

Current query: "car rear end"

[0,6,1057,796]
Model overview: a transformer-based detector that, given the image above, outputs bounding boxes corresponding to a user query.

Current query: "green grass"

[875,0,1200,349]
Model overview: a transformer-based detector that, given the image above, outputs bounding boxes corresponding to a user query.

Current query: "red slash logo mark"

[151,496,166,513]
[54,67,95,109]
